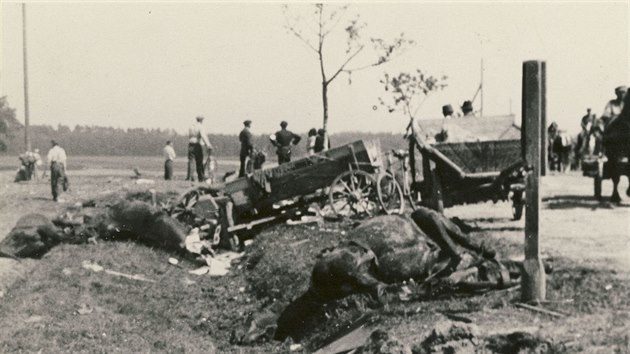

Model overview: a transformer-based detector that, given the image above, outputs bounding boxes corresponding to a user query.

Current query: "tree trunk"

[322,81,329,131]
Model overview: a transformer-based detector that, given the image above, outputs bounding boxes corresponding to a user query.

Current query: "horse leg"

[611,164,621,203]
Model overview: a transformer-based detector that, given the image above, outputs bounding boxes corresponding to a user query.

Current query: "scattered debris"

[76,303,93,315]
[24,315,44,323]
[134,179,155,185]
[82,260,156,283]
[313,314,377,354]
[360,329,412,354]
[414,320,479,354]
[189,266,210,276]
[289,343,302,351]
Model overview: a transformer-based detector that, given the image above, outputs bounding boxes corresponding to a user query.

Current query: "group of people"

[441,100,476,120]
[162,116,331,182]
[546,85,627,173]
[575,86,627,160]
[14,149,42,182]
[15,140,68,202]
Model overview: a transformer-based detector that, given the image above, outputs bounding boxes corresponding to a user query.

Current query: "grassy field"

[0,155,241,177]
[0,162,629,353]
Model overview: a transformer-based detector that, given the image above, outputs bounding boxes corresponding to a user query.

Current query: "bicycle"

[376,149,421,214]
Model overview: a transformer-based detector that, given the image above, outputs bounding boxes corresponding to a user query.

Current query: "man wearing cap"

[270,121,301,165]
[600,86,627,130]
[239,120,254,177]
[46,140,67,202]
[187,116,213,182]
[461,100,475,117]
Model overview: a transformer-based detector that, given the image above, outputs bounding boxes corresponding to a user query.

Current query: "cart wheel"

[511,191,524,221]
[594,175,602,200]
[171,186,212,225]
[376,172,405,215]
[329,170,380,218]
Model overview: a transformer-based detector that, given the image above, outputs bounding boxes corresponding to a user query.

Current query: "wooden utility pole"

[480,58,484,117]
[22,3,31,152]
[520,60,546,302]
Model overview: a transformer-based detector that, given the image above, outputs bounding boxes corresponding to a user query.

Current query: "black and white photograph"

[0,1,628,353]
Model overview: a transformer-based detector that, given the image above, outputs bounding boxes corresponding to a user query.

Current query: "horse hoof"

[611,194,622,204]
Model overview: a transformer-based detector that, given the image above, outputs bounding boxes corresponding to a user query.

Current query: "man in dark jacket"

[239,120,254,177]
[314,129,330,153]
[270,121,301,164]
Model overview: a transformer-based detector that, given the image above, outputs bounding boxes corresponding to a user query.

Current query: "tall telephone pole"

[22,3,31,152]
[480,58,484,117]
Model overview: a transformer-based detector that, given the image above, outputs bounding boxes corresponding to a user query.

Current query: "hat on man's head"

[51,139,58,146]
[280,121,288,128]
[442,104,454,116]
[615,86,627,94]
[196,116,205,121]
[243,120,252,126]
[461,100,474,111]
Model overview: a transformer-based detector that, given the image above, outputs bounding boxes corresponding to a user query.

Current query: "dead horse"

[274,207,538,342]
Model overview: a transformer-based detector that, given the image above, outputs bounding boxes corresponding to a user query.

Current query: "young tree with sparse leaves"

[282,3,413,138]
[378,70,447,145]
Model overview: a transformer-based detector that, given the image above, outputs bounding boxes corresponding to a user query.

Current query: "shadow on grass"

[543,195,630,210]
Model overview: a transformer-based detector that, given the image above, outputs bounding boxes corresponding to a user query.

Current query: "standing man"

[239,120,254,177]
[32,149,42,181]
[581,108,595,130]
[314,129,330,154]
[187,116,213,182]
[461,100,475,117]
[270,121,301,164]
[600,86,627,130]
[47,140,67,202]
[163,140,176,180]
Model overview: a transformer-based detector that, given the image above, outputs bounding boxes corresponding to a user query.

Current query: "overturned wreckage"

[0,199,188,259]
[246,207,551,343]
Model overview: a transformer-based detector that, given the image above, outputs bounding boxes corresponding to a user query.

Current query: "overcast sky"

[1,1,628,136]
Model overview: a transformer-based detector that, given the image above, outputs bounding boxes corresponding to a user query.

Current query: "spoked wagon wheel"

[171,186,213,226]
[376,172,405,215]
[329,170,380,218]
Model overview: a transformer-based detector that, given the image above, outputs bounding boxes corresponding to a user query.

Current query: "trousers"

[187,143,204,181]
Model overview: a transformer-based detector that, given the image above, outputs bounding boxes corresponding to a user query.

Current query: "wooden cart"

[170,140,404,249]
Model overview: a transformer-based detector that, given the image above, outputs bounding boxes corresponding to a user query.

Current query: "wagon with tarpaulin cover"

[406,115,529,220]
[170,140,405,249]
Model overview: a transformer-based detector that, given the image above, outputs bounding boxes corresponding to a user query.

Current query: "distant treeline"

[2,124,409,157]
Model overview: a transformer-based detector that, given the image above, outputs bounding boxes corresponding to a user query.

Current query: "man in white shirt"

[32,148,42,181]
[46,140,67,202]
[187,116,213,181]
[163,140,176,180]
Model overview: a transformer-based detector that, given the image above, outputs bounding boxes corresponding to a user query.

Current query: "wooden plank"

[521,60,546,302]
[313,314,375,354]
[515,302,565,318]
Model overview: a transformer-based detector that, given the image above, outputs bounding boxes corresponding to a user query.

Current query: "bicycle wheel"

[376,172,405,215]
